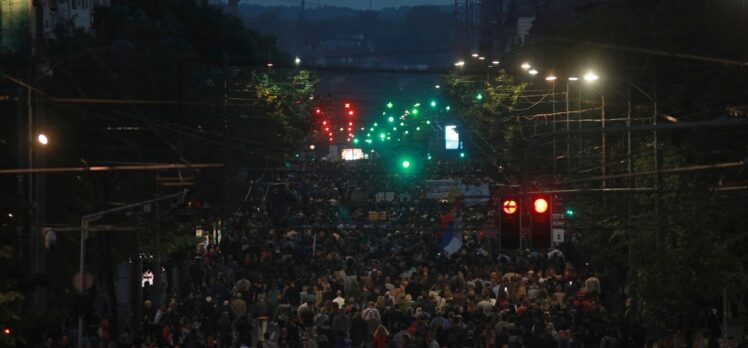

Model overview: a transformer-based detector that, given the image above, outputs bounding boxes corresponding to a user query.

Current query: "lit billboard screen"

[445,125,459,150]
[341,148,364,161]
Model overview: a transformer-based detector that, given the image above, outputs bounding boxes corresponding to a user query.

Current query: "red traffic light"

[502,199,518,214]
[315,108,321,114]
[533,198,549,213]
[348,110,354,116]
[344,103,351,109]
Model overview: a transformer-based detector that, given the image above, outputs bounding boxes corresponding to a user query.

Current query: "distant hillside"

[240,4,455,68]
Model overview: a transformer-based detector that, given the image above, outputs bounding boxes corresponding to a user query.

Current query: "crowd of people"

[43,158,738,347]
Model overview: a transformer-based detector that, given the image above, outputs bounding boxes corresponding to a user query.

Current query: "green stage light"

[388,116,394,122]
[430,100,437,107]
[387,102,393,109]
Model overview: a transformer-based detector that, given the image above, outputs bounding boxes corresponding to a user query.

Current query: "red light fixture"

[533,198,549,214]
[315,108,321,114]
[502,199,518,215]
[344,103,351,109]
[348,122,353,126]
[348,110,354,116]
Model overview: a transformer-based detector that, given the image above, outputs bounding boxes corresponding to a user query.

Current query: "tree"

[442,70,525,160]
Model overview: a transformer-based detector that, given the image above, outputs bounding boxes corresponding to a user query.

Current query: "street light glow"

[545,76,557,81]
[37,134,49,145]
[584,71,599,81]
[528,69,539,76]
[294,57,301,65]
[521,62,531,70]
[478,56,485,60]
[568,76,579,81]
[491,60,500,65]
[309,144,316,150]
[471,53,479,58]
[454,60,465,67]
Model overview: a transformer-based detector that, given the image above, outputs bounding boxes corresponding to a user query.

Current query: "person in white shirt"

[333,290,346,307]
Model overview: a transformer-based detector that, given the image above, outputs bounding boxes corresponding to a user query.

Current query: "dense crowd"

[43,158,737,347]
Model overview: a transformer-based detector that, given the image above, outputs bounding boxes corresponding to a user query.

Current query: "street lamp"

[584,71,599,82]
[471,53,479,58]
[528,68,539,76]
[309,144,316,150]
[454,60,465,67]
[294,57,301,65]
[37,134,48,145]
[568,76,579,81]
[545,76,557,81]
[521,62,532,70]
[491,60,500,65]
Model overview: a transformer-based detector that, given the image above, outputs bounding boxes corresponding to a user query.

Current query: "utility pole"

[565,82,571,174]
[601,95,606,190]
[653,69,660,251]
[551,80,556,173]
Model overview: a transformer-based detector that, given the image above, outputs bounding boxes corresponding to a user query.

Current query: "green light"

[427,154,432,160]
[393,127,397,131]
[353,139,359,144]
[446,106,451,111]
[370,128,375,132]
[416,127,421,131]
[402,160,410,168]
[426,120,431,125]
[400,122,405,126]
[476,93,483,100]
[388,116,394,122]
[382,112,386,115]
[387,136,391,140]
[373,123,378,127]
[387,102,393,109]
[430,100,437,107]
[379,133,385,139]
[414,103,421,107]
[367,133,371,137]
[460,152,466,158]
[404,130,409,134]
[366,139,372,144]
[412,109,419,115]
[565,209,574,216]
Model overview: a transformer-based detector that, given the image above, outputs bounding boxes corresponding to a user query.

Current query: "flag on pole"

[437,199,463,255]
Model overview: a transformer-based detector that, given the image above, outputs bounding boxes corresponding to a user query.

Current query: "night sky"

[245,0,454,10]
